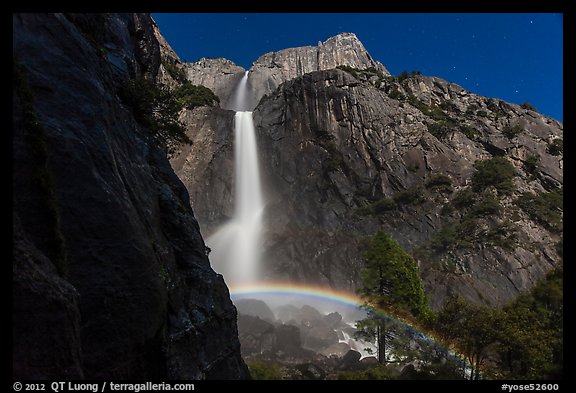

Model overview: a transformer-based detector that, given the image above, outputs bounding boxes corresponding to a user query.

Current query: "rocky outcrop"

[172,62,562,309]
[184,58,245,109]
[13,13,248,379]
[235,298,276,322]
[152,16,185,89]
[180,32,387,111]
[248,32,388,108]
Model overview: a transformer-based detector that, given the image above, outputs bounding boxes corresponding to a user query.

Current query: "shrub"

[466,103,480,116]
[397,70,410,83]
[440,203,455,216]
[547,138,563,156]
[338,364,394,380]
[173,82,219,110]
[355,197,396,216]
[439,100,459,113]
[373,198,397,214]
[248,360,283,380]
[516,188,563,232]
[523,154,540,176]
[472,157,515,195]
[521,102,537,111]
[389,88,405,101]
[428,120,456,140]
[364,67,386,79]
[470,195,502,217]
[476,110,488,117]
[393,186,426,205]
[460,124,481,141]
[452,188,476,210]
[425,174,453,193]
[408,95,450,122]
[337,65,359,79]
[483,221,517,250]
[502,123,524,139]
[119,78,191,147]
[430,225,460,252]
[161,58,186,82]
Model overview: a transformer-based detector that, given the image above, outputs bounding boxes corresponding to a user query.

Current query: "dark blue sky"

[153,13,563,122]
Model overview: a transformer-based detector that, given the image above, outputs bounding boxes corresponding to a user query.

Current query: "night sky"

[153,13,563,122]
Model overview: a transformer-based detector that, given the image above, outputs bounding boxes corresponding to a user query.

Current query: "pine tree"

[355,231,430,363]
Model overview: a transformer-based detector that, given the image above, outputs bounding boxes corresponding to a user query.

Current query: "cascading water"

[207,71,264,286]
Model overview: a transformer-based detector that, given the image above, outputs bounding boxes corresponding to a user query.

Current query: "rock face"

[171,37,562,309]
[184,58,246,110]
[248,32,388,109]
[13,13,249,379]
[182,32,387,111]
[253,69,563,308]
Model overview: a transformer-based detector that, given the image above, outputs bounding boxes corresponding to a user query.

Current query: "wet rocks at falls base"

[236,299,378,379]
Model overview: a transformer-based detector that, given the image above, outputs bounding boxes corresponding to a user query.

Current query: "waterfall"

[207,71,264,286]
[230,71,250,112]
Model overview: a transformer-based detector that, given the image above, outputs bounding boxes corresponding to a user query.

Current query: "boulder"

[235,298,275,322]
[339,350,362,371]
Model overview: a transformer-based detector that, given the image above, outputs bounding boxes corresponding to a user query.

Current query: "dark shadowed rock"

[360,356,379,369]
[237,315,275,356]
[275,324,301,352]
[398,363,419,380]
[13,13,248,380]
[235,299,275,322]
[339,350,362,371]
[13,215,83,379]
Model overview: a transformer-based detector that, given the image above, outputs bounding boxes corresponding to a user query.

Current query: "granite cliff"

[184,32,387,111]
[169,35,562,309]
[13,13,249,379]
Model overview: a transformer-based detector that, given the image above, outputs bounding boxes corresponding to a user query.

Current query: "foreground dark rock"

[13,13,248,379]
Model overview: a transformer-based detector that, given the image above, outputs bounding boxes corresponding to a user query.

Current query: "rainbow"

[230,281,365,310]
[230,281,425,331]
[230,281,454,352]
[230,282,478,376]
